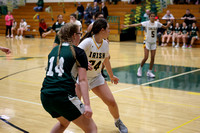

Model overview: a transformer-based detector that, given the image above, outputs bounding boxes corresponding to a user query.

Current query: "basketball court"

[0,36,200,133]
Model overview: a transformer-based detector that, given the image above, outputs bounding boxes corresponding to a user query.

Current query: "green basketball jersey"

[190,26,198,36]
[167,25,173,35]
[41,43,88,96]
[174,27,181,33]
[52,21,65,33]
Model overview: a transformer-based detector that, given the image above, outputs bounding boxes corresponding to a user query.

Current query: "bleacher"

[0,2,136,41]
[157,4,200,47]
[0,2,200,45]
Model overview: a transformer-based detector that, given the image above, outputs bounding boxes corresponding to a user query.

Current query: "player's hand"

[110,75,119,84]
[84,105,93,119]
[42,33,46,38]
[88,62,93,70]
[0,47,11,54]
[121,24,128,28]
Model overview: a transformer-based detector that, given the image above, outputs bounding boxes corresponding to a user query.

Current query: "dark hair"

[94,12,104,19]
[80,19,107,43]
[57,14,62,18]
[40,18,44,23]
[149,12,155,17]
[70,13,77,19]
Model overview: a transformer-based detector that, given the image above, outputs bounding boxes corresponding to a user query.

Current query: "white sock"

[148,69,152,72]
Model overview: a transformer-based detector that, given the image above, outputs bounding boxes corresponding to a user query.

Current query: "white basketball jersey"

[141,21,162,43]
[78,36,109,78]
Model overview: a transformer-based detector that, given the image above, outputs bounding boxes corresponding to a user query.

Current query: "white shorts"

[145,42,156,50]
[77,74,105,90]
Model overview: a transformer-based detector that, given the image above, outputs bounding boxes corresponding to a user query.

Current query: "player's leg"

[172,33,176,47]
[189,36,196,48]
[92,82,128,133]
[137,46,149,77]
[51,117,70,133]
[182,35,186,48]
[166,34,171,46]
[72,115,97,133]
[147,49,156,78]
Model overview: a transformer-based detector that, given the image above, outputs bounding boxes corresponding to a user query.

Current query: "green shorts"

[54,35,60,45]
[41,92,84,121]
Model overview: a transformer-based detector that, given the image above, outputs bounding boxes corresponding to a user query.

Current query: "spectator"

[70,14,82,32]
[156,17,164,46]
[84,3,93,24]
[172,22,182,47]
[33,0,44,12]
[39,19,47,38]
[0,46,11,54]
[143,9,150,21]
[101,2,108,19]
[162,10,174,23]
[188,22,199,48]
[181,9,196,27]
[161,21,173,46]
[76,2,84,21]
[15,19,27,40]
[94,0,102,3]
[92,2,100,15]
[5,11,14,38]
[175,22,189,48]
[11,19,17,38]
[87,12,104,32]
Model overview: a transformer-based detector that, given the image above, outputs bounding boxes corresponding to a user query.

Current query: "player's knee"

[107,99,117,107]
[84,122,97,133]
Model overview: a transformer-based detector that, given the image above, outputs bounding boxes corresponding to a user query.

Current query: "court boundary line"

[0,66,45,81]
[0,68,200,133]
[167,115,200,133]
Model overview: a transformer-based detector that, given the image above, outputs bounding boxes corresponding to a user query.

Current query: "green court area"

[105,64,200,92]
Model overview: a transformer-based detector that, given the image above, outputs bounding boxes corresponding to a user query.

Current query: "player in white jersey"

[77,19,128,133]
[123,12,171,78]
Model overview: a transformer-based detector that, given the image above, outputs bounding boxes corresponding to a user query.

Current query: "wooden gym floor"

[0,36,200,133]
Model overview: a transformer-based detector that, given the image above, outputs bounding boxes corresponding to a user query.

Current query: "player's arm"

[42,29,53,37]
[87,23,93,33]
[123,23,142,28]
[0,46,11,54]
[78,67,92,119]
[103,57,119,84]
[162,22,171,29]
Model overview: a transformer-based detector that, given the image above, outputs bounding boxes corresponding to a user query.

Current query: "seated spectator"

[176,22,189,48]
[162,10,174,23]
[76,2,84,22]
[101,2,108,19]
[181,9,196,27]
[15,19,27,39]
[188,22,199,48]
[33,0,44,12]
[156,17,164,46]
[70,14,82,32]
[87,12,104,32]
[39,19,47,38]
[161,21,173,46]
[94,0,102,3]
[84,3,93,24]
[92,2,100,15]
[143,9,150,21]
[11,19,17,38]
[172,22,181,47]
